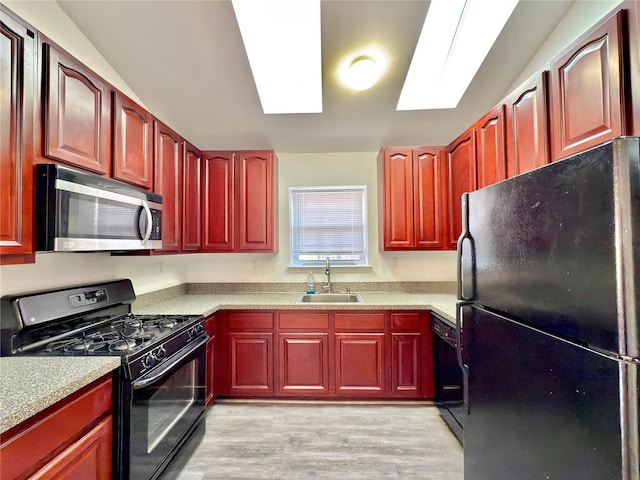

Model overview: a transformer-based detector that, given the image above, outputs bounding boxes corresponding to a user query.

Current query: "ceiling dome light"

[343,55,380,91]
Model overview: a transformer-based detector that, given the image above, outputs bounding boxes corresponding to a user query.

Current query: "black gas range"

[1,279,208,480]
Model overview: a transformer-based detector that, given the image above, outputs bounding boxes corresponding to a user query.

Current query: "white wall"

[507,0,623,93]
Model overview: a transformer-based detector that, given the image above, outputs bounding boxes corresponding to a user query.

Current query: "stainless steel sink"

[296,293,364,304]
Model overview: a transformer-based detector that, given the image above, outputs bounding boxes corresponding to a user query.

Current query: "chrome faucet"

[323,257,331,293]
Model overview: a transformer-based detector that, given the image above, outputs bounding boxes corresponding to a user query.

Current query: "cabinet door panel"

[391,333,420,396]
[476,106,506,189]
[505,72,550,177]
[379,148,414,249]
[153,120,182,250]
[237,151,275,251]
[202,151,234,251]
[183,141,202,251]
[279,333,329,395]
[414,148,447,248]
[229,332,273,394]
[44,44,111,175]
[113,92,153,189]
[29,417,112,480]
[335,333,385,395]
[550,12,624,160]
[0,9,35,261]
[447,129,477,248]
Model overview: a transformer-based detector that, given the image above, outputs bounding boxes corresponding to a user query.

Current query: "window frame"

[288,185,369,268]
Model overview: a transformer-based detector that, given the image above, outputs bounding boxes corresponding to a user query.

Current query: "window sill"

[287,265,373,273]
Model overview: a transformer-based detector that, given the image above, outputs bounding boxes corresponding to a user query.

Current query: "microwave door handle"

[140,200,153,244]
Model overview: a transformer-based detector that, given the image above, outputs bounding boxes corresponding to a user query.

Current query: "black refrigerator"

[456,137,639,479]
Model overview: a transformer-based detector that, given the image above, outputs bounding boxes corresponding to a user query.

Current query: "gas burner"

[110,338,138,352]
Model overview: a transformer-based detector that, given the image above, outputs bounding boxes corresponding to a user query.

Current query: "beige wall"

[185,152,457,285]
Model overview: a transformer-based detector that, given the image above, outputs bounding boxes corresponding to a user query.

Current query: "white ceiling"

[57,0,574,153]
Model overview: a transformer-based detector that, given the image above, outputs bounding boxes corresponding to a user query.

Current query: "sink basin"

[296,293,364,304]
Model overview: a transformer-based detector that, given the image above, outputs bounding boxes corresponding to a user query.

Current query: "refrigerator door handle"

[457,193,476,301]
[456,301,472,415]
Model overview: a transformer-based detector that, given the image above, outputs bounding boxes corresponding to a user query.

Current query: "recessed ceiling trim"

[397,0,519,110]
[232,0,323,114]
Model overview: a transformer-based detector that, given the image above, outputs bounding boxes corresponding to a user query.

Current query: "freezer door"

[463,306,636,480]
[467,137,639,354]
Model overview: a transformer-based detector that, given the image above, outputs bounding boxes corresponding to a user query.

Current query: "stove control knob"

[155,345,166,361]
[142,352,156,369]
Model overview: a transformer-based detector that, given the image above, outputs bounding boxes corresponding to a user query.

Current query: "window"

[289,186,368,267]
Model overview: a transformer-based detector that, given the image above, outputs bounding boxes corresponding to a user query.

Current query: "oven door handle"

[133,334,208,390]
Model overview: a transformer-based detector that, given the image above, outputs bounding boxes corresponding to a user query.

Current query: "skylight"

[397,0,519,110]
[231,0,322,114]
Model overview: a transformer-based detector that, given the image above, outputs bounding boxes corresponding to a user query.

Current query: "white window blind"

[289,186,368,267]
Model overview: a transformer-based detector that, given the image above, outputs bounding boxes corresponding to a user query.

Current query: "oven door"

[125,334,207,480]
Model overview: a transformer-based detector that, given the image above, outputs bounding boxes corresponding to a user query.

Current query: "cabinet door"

[183,141,202,251]
[446,128,477,249]
[335,333,386,396]
[228,332,274,395]
[0,8,36,263]
[390,333,421,397]
[113,92,153,189]
[29,417,113,480]
[153,120,182,250]
[202,151,235,251]
[237,151,276,252]
[414,147,447,249]
[476,106,506,189]
[549,11,624,160]
[43,43,111,175]
[278,333,330,395]
[389,312,424,398]
[504,71,550,177]
[378,148,414,249]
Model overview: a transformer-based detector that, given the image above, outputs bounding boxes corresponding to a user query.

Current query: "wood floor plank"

[159,403,463,480]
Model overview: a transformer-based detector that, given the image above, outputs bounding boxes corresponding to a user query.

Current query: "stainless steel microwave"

[35,164,162,252]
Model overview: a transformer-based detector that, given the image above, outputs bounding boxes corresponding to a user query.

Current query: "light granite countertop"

[0,356,120,434]
[132,292,458,322]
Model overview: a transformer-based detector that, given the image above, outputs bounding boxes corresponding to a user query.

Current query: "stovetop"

[30,313,203,357]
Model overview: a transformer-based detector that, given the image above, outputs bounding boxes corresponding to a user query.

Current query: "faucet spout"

[323,257,331,293]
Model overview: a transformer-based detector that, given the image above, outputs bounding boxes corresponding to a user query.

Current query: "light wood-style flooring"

[159,402,463,480]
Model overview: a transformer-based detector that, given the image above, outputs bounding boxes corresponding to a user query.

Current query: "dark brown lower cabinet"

[217,310,434,400]
[335,333,386,397]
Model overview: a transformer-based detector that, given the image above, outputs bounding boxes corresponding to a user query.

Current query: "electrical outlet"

[251,260,258,271]
[392,258,399,270]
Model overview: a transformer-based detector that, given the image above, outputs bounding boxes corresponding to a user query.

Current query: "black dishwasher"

[431,312,464,443]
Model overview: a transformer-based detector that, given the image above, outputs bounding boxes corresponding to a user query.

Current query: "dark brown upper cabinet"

[0,6,37,264]
[549,10,625,161]
[183,141,202,251]
[378,147,448,250]
[43,42,112,176]
[202,150,277,253]
[475,105,506,189]
[153,119,183,251]
[504,71,550,177]
[446,128,477,249]
[113,92,153,189]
